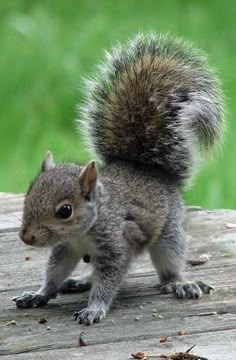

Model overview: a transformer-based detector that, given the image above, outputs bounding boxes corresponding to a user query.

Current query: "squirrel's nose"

[19,228,36,245]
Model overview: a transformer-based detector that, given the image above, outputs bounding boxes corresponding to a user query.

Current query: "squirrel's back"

[79,33,224,185]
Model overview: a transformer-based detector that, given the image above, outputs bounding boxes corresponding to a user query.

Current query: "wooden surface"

[0,193,235,359]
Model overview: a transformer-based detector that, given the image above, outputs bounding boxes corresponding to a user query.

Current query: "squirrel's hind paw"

[12,291,48,308]
[60,278,91,293]
[161,281,213,299]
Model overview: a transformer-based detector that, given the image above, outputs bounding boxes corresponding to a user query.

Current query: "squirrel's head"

[19,151,100,247]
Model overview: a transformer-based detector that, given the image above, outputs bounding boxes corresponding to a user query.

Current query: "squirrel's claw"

[196,281,214,294]
[12,291,48,308]
[73,306,106,325]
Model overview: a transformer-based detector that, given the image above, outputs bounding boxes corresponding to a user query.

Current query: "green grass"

[0,0,236,208]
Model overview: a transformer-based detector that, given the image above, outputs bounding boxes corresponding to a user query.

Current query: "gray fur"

[60,276,92,293]
[79,32,224,184]
[13,33,223,324]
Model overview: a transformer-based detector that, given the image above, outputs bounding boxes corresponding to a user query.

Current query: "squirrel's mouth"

[19,228,36,246]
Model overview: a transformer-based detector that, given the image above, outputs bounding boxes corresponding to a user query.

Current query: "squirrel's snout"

[19,228,36,245]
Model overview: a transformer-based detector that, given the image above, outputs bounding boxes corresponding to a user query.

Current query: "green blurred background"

[0,0,235,208]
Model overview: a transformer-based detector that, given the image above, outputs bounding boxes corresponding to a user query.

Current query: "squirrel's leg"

[73,244,130,325]
[60,255,92,293]
[149,218,213,299]
[12,243,81,308]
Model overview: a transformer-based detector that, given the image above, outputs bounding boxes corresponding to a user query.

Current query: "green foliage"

[0,0,235,208]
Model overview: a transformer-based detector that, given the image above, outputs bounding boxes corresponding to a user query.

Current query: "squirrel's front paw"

[12,291,48,308]
[73,306,106,325]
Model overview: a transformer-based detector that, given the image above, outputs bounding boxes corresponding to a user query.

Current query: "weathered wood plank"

[0,193,235,359]
[1,308,236,354]
[1,331,236,360]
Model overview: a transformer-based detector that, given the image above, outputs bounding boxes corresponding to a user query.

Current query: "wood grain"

[0,193,235,359]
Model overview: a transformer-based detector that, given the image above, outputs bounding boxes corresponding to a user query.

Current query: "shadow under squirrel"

[13,33,224,325]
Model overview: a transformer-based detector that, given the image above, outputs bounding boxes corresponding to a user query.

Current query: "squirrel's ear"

[79,161,98,200]
[41,151,55,172]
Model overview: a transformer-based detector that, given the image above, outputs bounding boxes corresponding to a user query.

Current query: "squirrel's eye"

[56,204,72,219]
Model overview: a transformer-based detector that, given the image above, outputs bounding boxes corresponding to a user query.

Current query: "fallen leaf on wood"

[79,331,88,347]
[38,317,47,324]
[178,330,190,335]
[225,222,236,229]
[5,320,16,326]
[187,259,207,266]
[131,352,147,359]
[187,254,209,266]
[25,256,32,261]
[160,336,168,343]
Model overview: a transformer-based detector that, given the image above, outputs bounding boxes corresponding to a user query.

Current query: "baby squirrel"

[13,33,224,325]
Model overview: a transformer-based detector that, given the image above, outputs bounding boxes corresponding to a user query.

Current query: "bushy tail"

[78,33,224,186]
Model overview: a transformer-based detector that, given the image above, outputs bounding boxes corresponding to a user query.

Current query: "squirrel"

[13,33,224,325]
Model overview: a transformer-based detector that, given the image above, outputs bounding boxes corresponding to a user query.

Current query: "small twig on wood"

[79,331,87,347]
[198,311,227,316]
[185,344,196,353]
